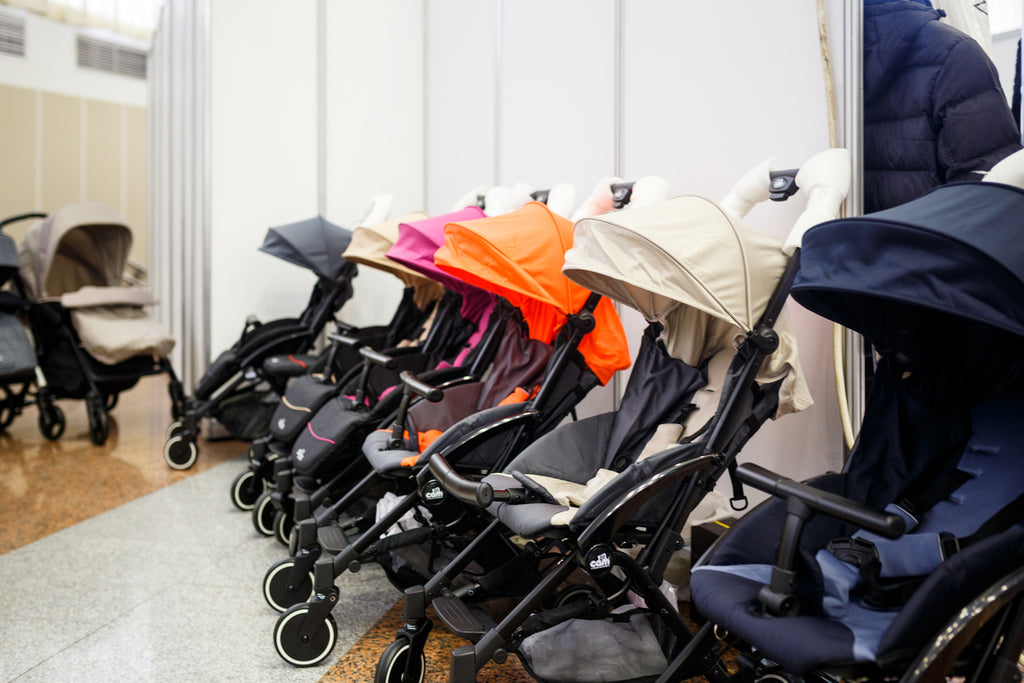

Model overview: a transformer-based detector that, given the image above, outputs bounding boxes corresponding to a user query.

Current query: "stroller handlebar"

[400,371,444,403]
[359,346,398,370]
[737,463,905,539]
[429,452,492,506]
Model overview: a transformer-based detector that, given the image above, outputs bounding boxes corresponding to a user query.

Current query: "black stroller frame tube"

[328,480,418,575]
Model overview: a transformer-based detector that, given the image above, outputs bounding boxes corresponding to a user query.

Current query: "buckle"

[939,532,960,560]
[827,537,879,568]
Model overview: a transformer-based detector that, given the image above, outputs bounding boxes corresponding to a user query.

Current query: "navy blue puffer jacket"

[864,0,1021,213]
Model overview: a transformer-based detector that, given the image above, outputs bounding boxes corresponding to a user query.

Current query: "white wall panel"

[423,0,497,213]
[622,1,845,491]
[498,0,620,418]
[208,0,318,355]
[324,0,426,328]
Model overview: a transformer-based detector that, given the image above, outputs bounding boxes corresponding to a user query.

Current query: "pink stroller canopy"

[386,207,495,324]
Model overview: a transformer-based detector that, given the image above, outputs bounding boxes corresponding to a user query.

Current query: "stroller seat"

[483,346,735,537]
[690,393,1024,675]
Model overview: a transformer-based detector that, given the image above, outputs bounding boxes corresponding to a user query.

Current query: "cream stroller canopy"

[341,213,445,310]
[563,195,811,417]
[19,202,132,300]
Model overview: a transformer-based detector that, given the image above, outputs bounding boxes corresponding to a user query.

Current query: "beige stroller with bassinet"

[18,202,182,445]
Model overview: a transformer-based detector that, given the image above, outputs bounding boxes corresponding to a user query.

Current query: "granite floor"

[0,377,536,682]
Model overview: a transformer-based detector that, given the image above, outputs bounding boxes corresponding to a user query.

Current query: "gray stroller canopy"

[19,202,132,300]
[259,215,353,281]
[564,195,811,417]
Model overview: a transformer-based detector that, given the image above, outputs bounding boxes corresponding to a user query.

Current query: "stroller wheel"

[252,491,276,536]
[274,510,294,547]
[87,403,109,446]
[273,604,337,667]
[165,420,185,441]
[0,386,16,430]
[103,392,119,411]
[230,469,266,511]
[164,435,198,470]
[375,639,426,683]
[263,559,314,612]
[38,402,66,441]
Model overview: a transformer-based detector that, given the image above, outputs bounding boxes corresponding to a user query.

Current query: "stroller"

[268,199,633,667]
[374,150,850,683]
[16,202,181,446]
[249,207,497,537]
[229,213,445,512]
[673,152,1024,682]
[0,215,43,435]
[165,215,358,469]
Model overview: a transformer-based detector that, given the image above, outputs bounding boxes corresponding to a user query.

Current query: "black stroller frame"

[240,288,469,527]
[269,293,606,667]
[253,295,511,543]
[164,267,356,469]
[394,252,801,683]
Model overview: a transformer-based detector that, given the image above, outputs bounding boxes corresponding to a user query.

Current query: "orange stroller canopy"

[435,201,629,385]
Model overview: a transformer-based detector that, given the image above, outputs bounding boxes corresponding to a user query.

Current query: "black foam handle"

[328,333,363,349]
[737,463,906,539]
[359,346,397,369]
[429,453,490,506]
[400,371,444,402]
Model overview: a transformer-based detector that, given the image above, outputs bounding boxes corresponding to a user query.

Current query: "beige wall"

[0,83,147,267]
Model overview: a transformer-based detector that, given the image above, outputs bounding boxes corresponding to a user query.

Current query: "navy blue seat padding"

[691,394,1024,675]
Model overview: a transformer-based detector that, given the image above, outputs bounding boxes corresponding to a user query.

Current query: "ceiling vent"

[0,11,26,57]
[77,34,147,79]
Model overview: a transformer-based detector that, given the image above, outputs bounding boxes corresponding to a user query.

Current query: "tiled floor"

[0,377,536,682]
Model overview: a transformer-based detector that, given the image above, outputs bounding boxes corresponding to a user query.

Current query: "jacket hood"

[864,0,942,101]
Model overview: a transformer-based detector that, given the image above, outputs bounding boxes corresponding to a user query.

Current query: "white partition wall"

[324,0,426,329]
[620,2,845,485]
[206,0,319,355]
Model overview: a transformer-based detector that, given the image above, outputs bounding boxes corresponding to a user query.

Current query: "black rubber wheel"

[87,402,109,446]
[375,639,426,683]
[38,402,65,441]
[0,386,16,430]
[163,435,198,470]
[273,604,337,667]
[230,469,265,511]
[274,510,294,547]
[104,392,119,411]
[165,419,185,441]
[263,559,314,613]
[252,490,276,536]
[552,584,602,609]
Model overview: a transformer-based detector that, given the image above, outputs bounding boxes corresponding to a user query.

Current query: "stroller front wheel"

[37,401,65,440]
[375,639,426,683]
[230,469,265,510]
[252,490,276,536]
[273,604,337,667]
[274,510,294,547]
[263,559,314,612]
[164,435,198,470]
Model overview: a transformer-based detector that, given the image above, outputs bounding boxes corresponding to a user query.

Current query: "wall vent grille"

[0,12,26,57]
[77,35,147,79]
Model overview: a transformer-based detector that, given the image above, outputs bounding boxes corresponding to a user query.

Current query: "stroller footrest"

[432,596,493,641]
[317,525,350,554]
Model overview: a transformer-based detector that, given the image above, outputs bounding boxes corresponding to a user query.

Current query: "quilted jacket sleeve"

[932,34,1022,184]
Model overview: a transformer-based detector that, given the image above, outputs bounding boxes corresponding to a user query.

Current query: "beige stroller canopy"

[19,202,132,300]
[342,213,445,309]
[563,195,811,417]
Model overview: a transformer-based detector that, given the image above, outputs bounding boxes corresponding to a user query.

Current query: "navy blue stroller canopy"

[793,181,1024,352]
[259,216,354,281]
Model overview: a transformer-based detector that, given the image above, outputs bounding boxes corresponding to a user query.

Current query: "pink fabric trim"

[306,423,336,445]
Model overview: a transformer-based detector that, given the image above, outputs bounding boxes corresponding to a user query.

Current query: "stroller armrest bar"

[359,346,397,369]
[429,453,491,506]
[400,371,444,403]
[328,332,363,349]
[737,464,905,540]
